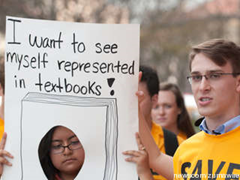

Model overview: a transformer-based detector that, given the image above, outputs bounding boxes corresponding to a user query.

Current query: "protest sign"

[4,16,139,180]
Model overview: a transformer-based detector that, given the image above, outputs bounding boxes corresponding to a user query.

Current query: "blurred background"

[1,0,239,122]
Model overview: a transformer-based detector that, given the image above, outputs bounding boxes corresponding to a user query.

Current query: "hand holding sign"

[0,133,13,177]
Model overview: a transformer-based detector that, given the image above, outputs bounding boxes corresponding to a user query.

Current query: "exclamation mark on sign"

[107,78,115,96]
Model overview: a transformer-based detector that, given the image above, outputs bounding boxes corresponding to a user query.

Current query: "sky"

[185,0,207,10]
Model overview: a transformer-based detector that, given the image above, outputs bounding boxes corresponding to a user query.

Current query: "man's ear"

[151,94,158,107]
[236,75,240,92]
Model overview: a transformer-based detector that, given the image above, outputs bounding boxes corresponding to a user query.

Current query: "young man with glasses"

[124,39,240,180]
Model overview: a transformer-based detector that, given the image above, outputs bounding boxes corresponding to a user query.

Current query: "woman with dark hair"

[152,82,195,139]
[0,126,85,180]
[39,125,85,180]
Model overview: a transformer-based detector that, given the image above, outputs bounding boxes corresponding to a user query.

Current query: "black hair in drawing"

[38,126,59,180]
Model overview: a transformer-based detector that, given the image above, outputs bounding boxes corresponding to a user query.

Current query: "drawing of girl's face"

[50,126,85,179]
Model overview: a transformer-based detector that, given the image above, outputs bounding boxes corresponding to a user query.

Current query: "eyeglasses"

[51,141,82,154]
[187,72,240,84]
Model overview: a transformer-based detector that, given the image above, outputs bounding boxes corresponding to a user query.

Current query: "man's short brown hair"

[189,39,240,75]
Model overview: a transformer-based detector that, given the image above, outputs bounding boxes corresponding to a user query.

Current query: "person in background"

[0,58,4,140]
[151,82,195,140]
[138,65,184,180]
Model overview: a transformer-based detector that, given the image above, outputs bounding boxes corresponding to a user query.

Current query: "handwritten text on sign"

[6,18,138,96]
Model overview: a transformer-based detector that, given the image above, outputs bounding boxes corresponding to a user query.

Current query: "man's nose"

[199,75,211,92]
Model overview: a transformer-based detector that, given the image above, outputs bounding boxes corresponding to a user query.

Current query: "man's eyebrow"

[191,70,224,74]
[190,71,201,75]
[207,70,224,73]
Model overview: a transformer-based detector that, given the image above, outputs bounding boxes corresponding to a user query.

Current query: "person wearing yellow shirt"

[124,39,240,180]
[138,65,184,180]
[0,59,4,140]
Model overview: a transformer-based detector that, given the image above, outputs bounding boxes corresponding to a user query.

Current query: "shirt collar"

[199,115,240,135]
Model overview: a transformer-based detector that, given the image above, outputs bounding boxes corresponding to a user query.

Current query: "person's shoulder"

[173,131,204,160]
[0,117,4,140]
[177,131,205,148]
[176,135,185,145]
[178,131,187,140]
[151,121,163,135]
[177,131,188,145]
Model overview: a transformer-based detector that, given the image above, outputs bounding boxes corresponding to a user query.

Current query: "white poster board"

[4,16,139,180]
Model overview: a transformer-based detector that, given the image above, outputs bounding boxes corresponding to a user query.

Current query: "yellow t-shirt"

[178,131,187,141]
[0,117,4,140]
[151,122,184,180]
[173,126,240,180]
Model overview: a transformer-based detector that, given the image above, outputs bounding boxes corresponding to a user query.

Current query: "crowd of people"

[124,39,240,180]
[1,38,240,180]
